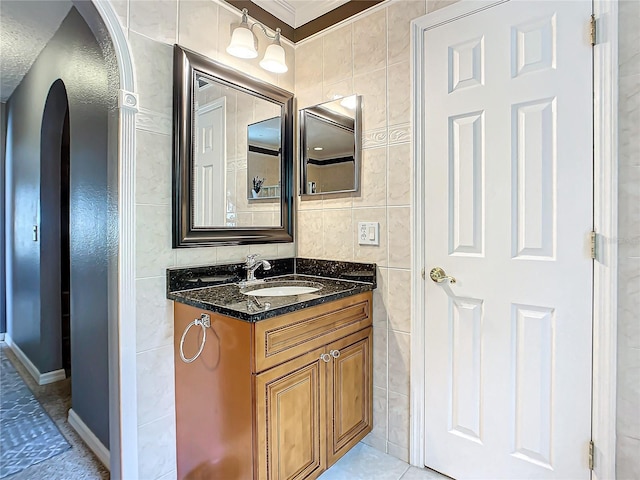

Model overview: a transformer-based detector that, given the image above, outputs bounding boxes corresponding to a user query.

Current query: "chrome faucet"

[243,254,272,283]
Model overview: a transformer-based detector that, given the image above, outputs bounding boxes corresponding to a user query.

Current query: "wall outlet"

[358,222,379,246]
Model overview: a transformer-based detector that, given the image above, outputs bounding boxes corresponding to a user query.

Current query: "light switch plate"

[358,222,379,246]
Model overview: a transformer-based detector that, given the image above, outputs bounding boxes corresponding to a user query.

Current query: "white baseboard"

[68,408,111,470]
[4,334,67,385]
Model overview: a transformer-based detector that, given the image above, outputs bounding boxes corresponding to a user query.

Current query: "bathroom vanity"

[167,259,376,480]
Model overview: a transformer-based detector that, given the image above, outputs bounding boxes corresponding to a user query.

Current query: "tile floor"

[319,443,450,480]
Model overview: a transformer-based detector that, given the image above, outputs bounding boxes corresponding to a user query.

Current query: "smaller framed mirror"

[299,95,362,195]
[247,117,281,201]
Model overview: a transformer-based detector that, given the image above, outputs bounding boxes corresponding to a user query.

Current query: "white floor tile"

[319,443,453,480]
[319,443,410,479]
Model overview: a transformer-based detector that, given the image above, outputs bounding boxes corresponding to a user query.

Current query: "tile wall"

[294,0,455,462]
[109,1,295,478]
[616,1,640,478]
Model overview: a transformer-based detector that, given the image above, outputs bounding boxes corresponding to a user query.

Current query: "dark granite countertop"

[167,258,376,322]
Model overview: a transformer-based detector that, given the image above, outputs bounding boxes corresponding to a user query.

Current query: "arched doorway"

[40,79,70,378]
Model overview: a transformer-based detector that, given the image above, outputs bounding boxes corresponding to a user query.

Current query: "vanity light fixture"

[227,8,288,74]
[313,147,324,151]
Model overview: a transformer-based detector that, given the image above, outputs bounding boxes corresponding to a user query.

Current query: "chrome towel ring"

[179,313,211,363]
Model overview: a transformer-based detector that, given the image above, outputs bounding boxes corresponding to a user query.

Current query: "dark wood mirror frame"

[172,45,295,247]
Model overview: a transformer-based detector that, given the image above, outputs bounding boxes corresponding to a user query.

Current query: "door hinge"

[588,440,595,470]
[590,231,597,260]
[590,14,597,46]
[421,267,425,280]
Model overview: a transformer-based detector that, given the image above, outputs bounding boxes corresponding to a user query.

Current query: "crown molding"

[251,0,296,27]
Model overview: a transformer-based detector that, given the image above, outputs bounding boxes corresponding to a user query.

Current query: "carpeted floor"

[0,348,70,477]
[0,344,109,479]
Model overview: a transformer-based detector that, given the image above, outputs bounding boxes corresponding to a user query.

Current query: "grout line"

[137,411,175,430]
[398,465,412,479]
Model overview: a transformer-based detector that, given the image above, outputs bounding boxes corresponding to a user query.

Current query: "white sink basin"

[240,281,323,297]
[243,285,320,297]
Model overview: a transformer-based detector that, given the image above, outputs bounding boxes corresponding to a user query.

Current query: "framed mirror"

[299,95,361,195]
[173,45,294,247]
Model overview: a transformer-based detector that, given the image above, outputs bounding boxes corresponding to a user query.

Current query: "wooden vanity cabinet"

[174,292,373,480]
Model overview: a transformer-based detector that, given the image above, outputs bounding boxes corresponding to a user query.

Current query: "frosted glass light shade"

[227,26,258,59]
[259,43,288,73]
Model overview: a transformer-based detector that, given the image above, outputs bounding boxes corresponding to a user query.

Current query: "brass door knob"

[429,267,456,284]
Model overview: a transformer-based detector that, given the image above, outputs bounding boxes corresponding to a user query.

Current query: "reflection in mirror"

[300,95,361,195]
[247,117,281,202]
[173,45,294,247]
[193,73,281,228]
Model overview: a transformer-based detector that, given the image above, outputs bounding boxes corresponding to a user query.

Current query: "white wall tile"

[616,434,640,480]
[138,413,177,480]
[617,5,640,478]
[216,245,251,263]
[388,391,410,448]
[323,24,353,85]
[353,10,387,75]
[388,269,411,333]
[323,192,354,210]
[136,277,174,352]
[373,323,388,389]
[387,1,426,65]
[129,32,173,115]
[109,0,129,29]
[353,147,387,208]
[371,385,388,441]
[387,142,411,206]
[175,247,218,267]
[178,0,219,60]
[323,209,354,261]
[619,0,640,78]
[388,208,411,268]
[388,330,410,396]
[297,210,324,258]
[129,0,177,44]
[373,267,389,326]
[136,346,175,426]
[619,74,640,168]
[278,242,296,258]
[135,130,171,205]
[427,0,460,14]
[296,37,323,92]
[136,204,176,278]
[387,61,411,127]
[616,347,640,440]
[354,69,387,132]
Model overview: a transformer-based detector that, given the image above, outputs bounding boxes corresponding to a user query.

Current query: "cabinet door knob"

[320,353,331,363]
[330,349,340,359]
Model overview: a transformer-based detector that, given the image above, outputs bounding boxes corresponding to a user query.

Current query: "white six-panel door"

[193,97,226,227]
[421,1,593,478]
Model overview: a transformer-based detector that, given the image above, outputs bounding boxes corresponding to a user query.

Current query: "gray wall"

[1,102,6,335]
[5,7,110,446]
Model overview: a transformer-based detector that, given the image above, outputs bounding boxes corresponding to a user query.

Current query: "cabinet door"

[256,351,326,480]
[326,327,373,465]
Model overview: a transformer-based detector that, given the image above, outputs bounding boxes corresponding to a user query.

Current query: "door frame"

[409,2,619,479]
